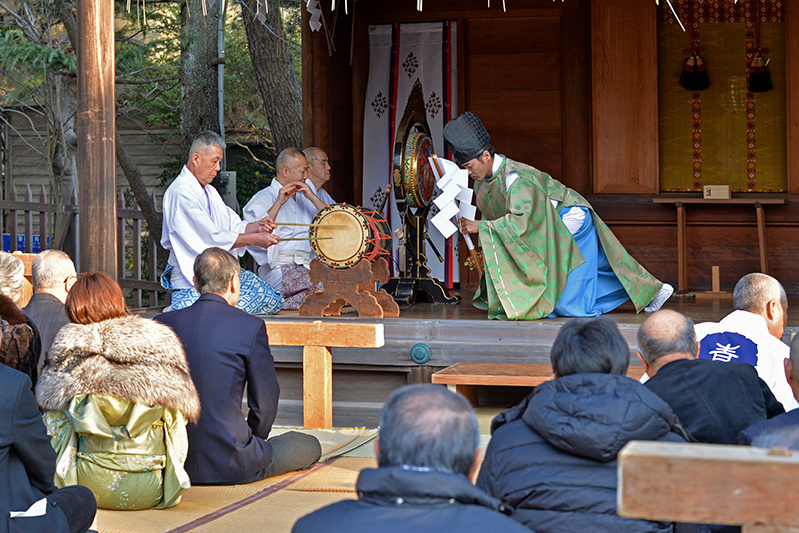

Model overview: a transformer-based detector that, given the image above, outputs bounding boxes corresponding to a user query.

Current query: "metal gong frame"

[383,79,458,305]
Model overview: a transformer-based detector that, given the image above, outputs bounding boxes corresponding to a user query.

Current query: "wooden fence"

[0,184,167,309]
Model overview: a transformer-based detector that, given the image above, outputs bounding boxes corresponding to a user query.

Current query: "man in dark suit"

[156,247,320,485]
[740,333,799,445]
[637,309,784,444]
[22,249,76,373]
[1,363,96,533]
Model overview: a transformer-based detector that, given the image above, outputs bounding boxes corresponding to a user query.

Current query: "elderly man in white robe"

[303,147,335,206]
[244,148,328,309]
[160,131,284,314]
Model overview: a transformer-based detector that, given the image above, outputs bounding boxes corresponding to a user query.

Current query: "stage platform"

[262,291,797,428]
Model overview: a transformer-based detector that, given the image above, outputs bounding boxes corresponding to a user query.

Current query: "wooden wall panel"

[786,2,799,193]
[591,0,659,194]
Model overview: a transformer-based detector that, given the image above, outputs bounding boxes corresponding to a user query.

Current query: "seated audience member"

[639,310,784,444]
[23,250,76,373]
[156,247,321,484]
[0,251,41,384]
[751,424,799,450]
[695,273,797,410]
[740,334,799,445]
[476,317,690,533]
[244,148,327,309]
[36,272,200,510]
[293,384,530,533]
[2,361,96,533]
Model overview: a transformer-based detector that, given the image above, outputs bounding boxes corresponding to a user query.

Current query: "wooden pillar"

[76,0,117,276]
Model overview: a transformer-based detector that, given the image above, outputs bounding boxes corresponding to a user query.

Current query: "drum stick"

[377,184,391,216]
[274,222,347,228]
[260,221,346,228]
[278,237,333,241]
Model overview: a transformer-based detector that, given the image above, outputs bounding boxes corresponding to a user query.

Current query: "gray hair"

[734,273,786,313]
[188,131,225,159]
[193,247,240,295]
[751,425,799,450]
[378,384,479,477]
[550,317,629,377]
[303,147,325,164]
[276,147,305,174]
[31,250,76,290]
[0,252,25,301]
[637,310,697,366]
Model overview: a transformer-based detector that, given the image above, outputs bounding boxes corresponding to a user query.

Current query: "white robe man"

[244,148,327,309]
[303,147,335,206]
[161,131,283,314]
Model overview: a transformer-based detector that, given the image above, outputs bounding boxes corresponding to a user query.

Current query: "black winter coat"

[293,466,532,533]
[477,373,687,533]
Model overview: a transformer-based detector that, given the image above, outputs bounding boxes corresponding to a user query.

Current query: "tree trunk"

[241,2,302,151]
[180,0,221,157]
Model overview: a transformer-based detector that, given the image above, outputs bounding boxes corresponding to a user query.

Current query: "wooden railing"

[0,184,167,309]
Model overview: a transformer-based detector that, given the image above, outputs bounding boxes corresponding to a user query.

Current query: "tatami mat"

[286,457,376,493]
[192,490,355,533]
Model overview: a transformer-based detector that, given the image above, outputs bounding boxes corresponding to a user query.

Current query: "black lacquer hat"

[443,112,493,165]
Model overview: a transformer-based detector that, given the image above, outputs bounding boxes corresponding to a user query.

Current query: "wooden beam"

[265,321,384,348]
[302,345,333,428]
[76,0,117,276]
[619,441,799,528]
[265,321,384,427]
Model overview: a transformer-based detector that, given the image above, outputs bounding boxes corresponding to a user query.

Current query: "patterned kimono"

[473,157,663,320]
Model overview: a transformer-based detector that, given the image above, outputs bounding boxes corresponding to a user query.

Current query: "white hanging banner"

[362,22,459,285]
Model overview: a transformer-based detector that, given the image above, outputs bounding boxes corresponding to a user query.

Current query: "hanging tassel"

[679,52,710,91]
[748,52,773,93]
[748,1,773,93]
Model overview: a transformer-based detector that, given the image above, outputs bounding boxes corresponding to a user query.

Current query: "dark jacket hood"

[493,373,681,462]
[356,466,511,515]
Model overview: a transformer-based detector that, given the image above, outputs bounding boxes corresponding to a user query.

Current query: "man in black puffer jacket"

[477,317,693,533]
[293,384,531,533]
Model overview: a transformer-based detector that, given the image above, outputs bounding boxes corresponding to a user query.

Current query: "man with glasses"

[23,250,76,372]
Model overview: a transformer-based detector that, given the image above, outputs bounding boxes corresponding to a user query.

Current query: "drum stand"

[299,258,400,318]
[383,208,460,306]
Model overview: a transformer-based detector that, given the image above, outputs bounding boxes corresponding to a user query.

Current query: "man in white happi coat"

[161,131,283,314]
[303,147,335,206]
[695,272,798,411]
[244,148,328,309]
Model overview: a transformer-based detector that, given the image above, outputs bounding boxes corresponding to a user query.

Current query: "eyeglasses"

[64,275,77,287]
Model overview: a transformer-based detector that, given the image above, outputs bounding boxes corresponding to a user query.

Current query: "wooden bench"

[431,362,646,405]
[264,320,384,428]
[619,440,799,532]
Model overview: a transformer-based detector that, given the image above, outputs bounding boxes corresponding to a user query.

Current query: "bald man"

[695,273,797,410]
[638,310,783,444]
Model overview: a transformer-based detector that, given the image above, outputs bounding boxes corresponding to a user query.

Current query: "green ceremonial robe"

[473,156,663,320]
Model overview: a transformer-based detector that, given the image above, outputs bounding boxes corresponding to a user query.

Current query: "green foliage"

[228,148,277,208]
[0,29,75,74]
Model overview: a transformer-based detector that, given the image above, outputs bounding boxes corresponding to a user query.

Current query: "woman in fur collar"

[36,272,201,511]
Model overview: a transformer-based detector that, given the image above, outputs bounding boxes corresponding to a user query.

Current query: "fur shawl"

[0,293,39,384]
[35,314,201,422]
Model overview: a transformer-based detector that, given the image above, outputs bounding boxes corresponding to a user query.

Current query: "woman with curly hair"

[35,272,201,510]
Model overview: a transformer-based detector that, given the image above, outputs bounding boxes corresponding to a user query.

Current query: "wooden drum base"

[299,257,400,318]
